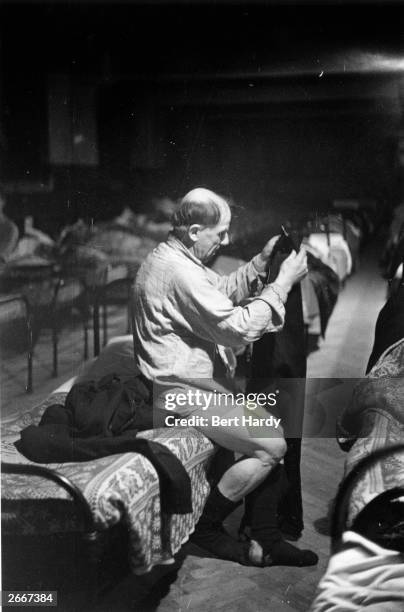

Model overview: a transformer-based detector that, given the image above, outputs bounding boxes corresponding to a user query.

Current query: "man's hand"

[259,235,281,264]
[275,248,308,295]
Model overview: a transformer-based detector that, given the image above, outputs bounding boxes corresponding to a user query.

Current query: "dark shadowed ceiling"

[1,2,403,79]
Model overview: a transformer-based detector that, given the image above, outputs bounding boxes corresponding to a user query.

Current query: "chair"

[99,264,134,348]
[81,264,133,357]
[49,275,87,377]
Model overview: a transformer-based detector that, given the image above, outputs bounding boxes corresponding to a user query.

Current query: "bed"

[1,336,216,599]
[336,337,404,528]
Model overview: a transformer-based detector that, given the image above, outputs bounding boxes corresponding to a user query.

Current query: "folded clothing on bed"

[2,337,216,573]
[15,373,192,515]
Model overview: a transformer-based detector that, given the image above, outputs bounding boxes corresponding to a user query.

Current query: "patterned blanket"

[2,390,215,574]
[337,339,404,526]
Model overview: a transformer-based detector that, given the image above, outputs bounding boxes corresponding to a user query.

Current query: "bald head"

[170,188,231,262]
[171,188,231,240]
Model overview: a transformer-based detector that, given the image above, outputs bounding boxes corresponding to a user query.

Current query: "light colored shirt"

[310,531,404,611]
[132,234,286,381]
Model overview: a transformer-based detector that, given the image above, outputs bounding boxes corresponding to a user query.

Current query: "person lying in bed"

[132,187,318,567]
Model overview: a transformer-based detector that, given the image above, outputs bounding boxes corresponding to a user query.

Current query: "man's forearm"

[216,255,268,304]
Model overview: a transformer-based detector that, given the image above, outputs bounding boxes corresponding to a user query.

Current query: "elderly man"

[132,188,317,567]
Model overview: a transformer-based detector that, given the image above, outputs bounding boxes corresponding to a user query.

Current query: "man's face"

[193,205,231,263]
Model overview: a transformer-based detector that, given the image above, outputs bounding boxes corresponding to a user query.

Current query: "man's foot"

[190,523,248,564]
[262,539,318,567]
[191,525,318,568]
[239,529,318,567]
[280,529,302,542]
[190,525,266,567]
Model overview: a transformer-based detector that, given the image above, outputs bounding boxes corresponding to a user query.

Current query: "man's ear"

[188,224,202,243]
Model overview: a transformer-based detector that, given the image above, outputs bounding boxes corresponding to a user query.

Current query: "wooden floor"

[0,244,388,611]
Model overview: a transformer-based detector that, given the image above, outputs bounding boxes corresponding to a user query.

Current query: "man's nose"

[221,233,230,246]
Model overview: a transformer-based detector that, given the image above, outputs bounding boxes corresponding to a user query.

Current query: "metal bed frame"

[1,461,122,607]
[330,443,404,552]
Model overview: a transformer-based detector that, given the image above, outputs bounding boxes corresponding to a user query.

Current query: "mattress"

[2,383,216,574]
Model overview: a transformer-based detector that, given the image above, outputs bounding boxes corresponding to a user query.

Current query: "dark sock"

[265,540,318,567]
[245,465,318,567]
[279,519,303,541]
[278,438,304,539]
[198,486,242,525]
[191,486,247,564]
[247,464,286,549]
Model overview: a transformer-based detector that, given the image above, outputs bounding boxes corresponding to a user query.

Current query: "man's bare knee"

[252,437,287,466]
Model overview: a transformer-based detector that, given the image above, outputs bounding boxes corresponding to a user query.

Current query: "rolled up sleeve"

[215,254,268,305]
[171,269,286,348]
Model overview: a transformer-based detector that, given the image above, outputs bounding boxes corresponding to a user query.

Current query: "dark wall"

[1,2,403,233]
[3,92,400,234]
[160,103,398,219]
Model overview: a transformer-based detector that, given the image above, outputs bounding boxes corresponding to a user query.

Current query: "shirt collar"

[167,233,206,269]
